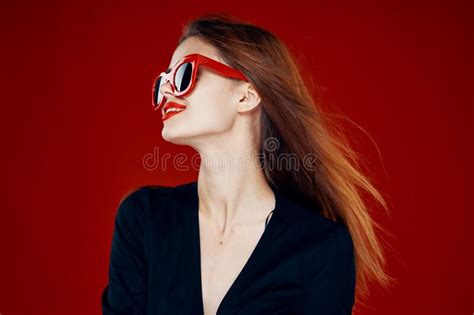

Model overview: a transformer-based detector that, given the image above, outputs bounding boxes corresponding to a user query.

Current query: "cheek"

[187,77,236,126]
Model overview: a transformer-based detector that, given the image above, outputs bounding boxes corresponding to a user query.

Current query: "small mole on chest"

[214,209,274,247]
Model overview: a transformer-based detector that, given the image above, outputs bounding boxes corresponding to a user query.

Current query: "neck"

[196,148,275,236]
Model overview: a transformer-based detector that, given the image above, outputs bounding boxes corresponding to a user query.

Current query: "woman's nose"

[159,80,174,98]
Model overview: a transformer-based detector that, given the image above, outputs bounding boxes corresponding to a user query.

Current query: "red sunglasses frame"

[152,53,249,110]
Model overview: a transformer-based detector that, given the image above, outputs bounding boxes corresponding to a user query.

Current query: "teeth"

[165,107,185,114]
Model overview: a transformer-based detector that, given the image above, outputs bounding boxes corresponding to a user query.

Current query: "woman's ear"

[236,82,261,113]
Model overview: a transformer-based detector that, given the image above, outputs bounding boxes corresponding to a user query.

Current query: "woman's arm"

[302,224,356,314]
[101,187,149,315]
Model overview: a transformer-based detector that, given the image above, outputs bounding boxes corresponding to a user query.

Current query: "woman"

[102,14,394,315]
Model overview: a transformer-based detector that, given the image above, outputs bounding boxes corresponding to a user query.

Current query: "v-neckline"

[188,181,283,314]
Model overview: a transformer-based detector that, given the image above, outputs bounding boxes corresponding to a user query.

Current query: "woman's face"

[159,36,243,147]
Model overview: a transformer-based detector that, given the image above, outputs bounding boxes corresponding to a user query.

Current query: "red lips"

[162,101,187,122]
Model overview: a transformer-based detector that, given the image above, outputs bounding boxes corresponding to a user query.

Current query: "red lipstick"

[162,101,187,122]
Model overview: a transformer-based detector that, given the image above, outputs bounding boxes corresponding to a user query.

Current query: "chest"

[198,221,266,314]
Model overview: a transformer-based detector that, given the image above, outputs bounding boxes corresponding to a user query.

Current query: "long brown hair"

[178,13,396,308]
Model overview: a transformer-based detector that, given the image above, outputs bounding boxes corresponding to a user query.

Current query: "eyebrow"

[165,68,171,73]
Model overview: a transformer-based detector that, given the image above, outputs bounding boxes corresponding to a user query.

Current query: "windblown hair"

[178,13,396,308]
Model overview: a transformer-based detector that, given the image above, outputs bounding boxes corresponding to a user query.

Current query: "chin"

[161,127,191,145]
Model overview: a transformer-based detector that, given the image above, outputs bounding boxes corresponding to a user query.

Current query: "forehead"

[167,36,225,70]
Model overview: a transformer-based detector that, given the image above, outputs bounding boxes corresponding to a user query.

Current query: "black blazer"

[101,181,355,314]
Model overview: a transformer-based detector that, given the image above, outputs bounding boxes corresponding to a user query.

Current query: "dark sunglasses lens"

[174,62,193,92]
[153,75,165,107]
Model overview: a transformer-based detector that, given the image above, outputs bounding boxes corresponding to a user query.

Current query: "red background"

[1,0,472,314]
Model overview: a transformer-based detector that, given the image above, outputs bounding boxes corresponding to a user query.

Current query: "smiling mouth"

[164,107,186,115]
[161,101,187,122]
[162,106,186,121]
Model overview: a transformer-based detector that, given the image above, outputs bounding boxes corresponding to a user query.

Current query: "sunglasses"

[152,53,249,110]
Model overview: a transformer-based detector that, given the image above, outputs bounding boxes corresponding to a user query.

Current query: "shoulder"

[304,211,352,251]
[286,198,355,274]
[118,184,177,205]
[281,193,352,247]
[115,181,195,222]
[309,222,353,259]
[279,194,354,275]
[291,201,354,276]
[114,184,173,224]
